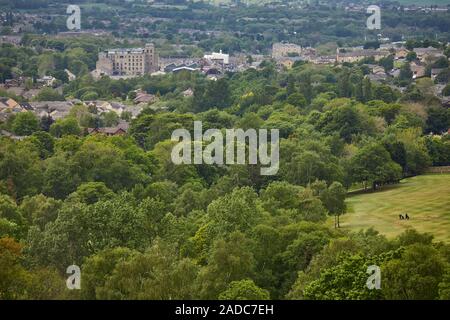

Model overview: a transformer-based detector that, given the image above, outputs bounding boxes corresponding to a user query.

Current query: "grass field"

[339,174,450,243]
[395,0,450,5]
[202,0,450,5]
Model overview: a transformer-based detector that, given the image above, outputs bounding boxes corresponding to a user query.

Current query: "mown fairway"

[340,174,450,242]
[396,0,450,4]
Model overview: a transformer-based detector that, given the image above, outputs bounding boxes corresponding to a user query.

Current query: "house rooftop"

[87,122,129,136]
[30,101,75,111]
[339,49,389,57]
[413,46,441,53]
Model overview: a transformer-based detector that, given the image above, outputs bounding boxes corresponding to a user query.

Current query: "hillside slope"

[340,174,450,242]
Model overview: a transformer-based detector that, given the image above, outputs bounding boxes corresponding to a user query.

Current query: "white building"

[204,50,229,65]
[37,76,57,87]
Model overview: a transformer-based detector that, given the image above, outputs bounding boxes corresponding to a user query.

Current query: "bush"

[11,112,39,136]
[442,84,450,96]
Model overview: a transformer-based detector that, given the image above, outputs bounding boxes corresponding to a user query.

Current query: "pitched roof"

[88,127,127,135]
[102,127,126,135]
[367,74,388,82]
[0,98,18,108]
[87,122,129,135]
[414,46,441,54]
[172,66,197,72]
[20,102,34,111]
[109,102,126,110]
[117,120,129,131]
[134,92,158,104]
[182,88,194,97]
[339,49,389,58]
[30,101,74,112]
[431,68,446,74]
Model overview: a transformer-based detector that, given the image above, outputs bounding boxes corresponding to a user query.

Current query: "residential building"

[87,121,129,136]
[411,62,426,79]
[0,97,19,111]
[367,73,388,83]
[431,68,446,81]
[413,47,444,62]
[133,90,159,105]
[4,77,26,88]
[272,43,302,59]
[395,48,410,59]
[278,57,302,69]
[182,88,194,97]
[85,101,126,116]
[336,49,390,63]
[366,64,386,75]
[389,69,401,78]
[30,101,77,120]
[310,55,336,65]
[37,76,57,87]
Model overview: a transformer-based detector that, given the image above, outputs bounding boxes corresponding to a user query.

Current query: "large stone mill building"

[96,43,159,76]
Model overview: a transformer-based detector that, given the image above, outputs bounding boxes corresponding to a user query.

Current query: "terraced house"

[336,48,390,63]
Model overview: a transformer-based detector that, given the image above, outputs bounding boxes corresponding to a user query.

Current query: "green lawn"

[339,174,450,243]
[202,0,450,4]
[395,0,450,4]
